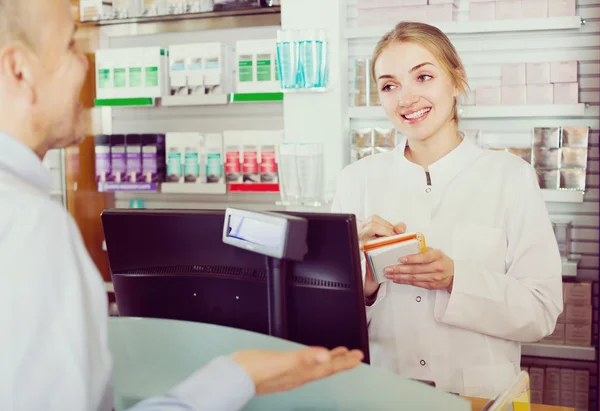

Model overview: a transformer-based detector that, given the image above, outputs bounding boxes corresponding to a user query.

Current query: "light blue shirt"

[0,132,255,411]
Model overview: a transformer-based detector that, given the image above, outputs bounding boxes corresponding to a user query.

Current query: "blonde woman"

[332,22,563,398]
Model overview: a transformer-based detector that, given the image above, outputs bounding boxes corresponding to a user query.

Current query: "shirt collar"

[394,134,484,187]
[0,131,52,194]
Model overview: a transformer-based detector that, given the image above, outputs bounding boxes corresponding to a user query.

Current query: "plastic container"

[276,30,300,89]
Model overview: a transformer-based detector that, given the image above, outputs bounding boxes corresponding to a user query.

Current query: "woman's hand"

[384,247,455,292]
[358,215,406,299]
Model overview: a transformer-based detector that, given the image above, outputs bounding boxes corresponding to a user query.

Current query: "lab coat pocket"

[452,224,506,273]
[462,363,518,399]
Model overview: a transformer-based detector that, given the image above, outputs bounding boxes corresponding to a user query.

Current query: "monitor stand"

[266,256,288,339]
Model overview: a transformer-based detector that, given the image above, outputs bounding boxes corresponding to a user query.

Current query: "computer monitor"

[101,209,370,363]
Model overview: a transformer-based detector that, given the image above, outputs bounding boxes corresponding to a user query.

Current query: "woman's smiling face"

[374,41,461,143]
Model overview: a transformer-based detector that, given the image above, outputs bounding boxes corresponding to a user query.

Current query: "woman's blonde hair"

[371,21,469,122]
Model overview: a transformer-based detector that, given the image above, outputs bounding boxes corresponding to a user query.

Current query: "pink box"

[574,370,589,392]
[501,85,527,105]
[527,62,551,84]
[560,391,575,408]
[551,60,578,83]
[469,2,496,21]
[476,86,502,105]
[391,6,427,23]
[544,390,560,406]
[564,282,592,305]
[574,391,589,410]
[529,368,545,391]
[530,390,543,405]
[502,63,527,85]
[541,322,565,344]
[565,323,592,346]
[522,0,549,18]
[357,0,378,9]
[427,4,455,22]
[554,83,579,104]
[527,84,553,105]
[496,0,522,20]
[549,0,576,16]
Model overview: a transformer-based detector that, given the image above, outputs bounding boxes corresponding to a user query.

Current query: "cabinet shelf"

[521,343,596,361]
[348,104,587,120]
[345,16,583,39]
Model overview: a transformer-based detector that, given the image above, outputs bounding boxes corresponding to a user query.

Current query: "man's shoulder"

[0,192,72,241]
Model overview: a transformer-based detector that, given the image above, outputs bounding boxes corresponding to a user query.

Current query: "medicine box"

[236,39,280,94]
[96,47,168,100]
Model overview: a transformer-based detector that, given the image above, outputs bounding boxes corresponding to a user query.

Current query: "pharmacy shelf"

[229,92,284,103]
[98,182,159,192]
[348,104,587,120]
[94,98,156,107]
[161,182,227,194]
[345,16,583,39]
[161,94,229,106]
[541,189,585,203]
[83,6,281,27]
[521,343,596,361]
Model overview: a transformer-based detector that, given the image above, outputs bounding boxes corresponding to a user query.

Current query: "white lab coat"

[331,137,563,398]
[0,149,114,410]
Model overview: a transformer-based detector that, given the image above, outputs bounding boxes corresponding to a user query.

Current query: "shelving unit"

[229,92,284,103]
[541,190,585,204]
[83,6,281,27]
[522,343,596,361]
[345,16,584,39]
[348,104,588,120]
[161,94,229,106]
[94,97,156,107]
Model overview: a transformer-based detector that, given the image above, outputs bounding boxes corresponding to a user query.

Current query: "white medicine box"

[80,0,112,21]
[235,39,281,94]
[168,43,231,96]
[95,47,168,100]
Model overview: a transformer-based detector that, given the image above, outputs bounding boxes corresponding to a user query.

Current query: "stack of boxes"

[532,126,589,191]
[356,0,459,27]
[541,282,593,347]
[162,133,226,194]
[350,128,400,163]
[235,40,281,94]
[168,43,231,96]
[524,366,589,409]
[475,60,579,106]
[95,134,166,192]
[80,0,215,22]
[469,0,576,21]
[223,131,284,192]
[95,47,168,101]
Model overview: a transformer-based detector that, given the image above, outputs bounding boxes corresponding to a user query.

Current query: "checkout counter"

[108,317,575,411]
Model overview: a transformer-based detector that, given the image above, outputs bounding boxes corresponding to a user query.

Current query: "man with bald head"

[0,1,363,410]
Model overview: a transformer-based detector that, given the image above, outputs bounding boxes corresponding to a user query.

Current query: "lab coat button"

[425,187,431,193]
[420,360,426,366]
[416,296,421,302]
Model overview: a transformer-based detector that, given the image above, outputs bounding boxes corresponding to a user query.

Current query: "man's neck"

[405,120,462,170]
[0,117,46,159]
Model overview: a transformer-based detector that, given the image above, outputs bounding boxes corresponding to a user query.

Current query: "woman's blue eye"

[381,84,394,92]
[418,74,433,82]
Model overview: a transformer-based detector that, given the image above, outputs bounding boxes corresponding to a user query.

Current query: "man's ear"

[0,45,37,104]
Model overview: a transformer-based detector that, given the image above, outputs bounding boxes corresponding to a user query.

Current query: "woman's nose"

[397,87,419,107]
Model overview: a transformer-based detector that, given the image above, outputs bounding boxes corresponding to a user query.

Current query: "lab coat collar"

[0,131,52,194]
[394,134,483,188]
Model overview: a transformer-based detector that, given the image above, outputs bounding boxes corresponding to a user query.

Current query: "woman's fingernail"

[400,257,408,263]
[385,268,392,274]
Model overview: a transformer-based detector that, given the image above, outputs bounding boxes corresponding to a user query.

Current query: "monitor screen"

[226,214,285,251]
[101,209,370,363]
